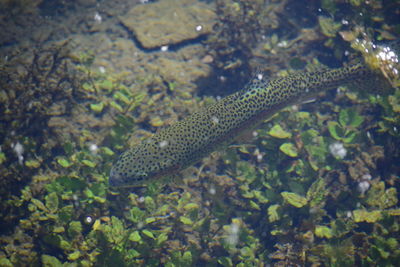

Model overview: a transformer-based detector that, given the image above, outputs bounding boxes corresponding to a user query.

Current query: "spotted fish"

[109,56,391,187]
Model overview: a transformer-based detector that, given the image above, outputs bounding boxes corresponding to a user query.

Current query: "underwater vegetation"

[0,0,399,266]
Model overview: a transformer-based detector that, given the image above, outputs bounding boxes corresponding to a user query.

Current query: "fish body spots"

[109,63,375,187]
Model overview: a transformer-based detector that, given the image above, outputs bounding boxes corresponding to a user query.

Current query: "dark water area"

[0,0,399,266]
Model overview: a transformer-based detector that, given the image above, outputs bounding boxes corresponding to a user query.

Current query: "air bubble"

[211,116,219,125]
[159,140,169,148]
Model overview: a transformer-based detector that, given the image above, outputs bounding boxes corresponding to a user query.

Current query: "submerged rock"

[120,0,216,49]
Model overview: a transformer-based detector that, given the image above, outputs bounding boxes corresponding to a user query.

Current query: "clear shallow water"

[0,0,399,266]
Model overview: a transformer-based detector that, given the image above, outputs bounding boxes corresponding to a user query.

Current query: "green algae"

[318,16,342,38]
[353,209,383,223]
[365,181,398,209]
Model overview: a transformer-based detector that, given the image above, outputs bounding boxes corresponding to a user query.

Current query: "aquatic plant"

[327,108,364,144]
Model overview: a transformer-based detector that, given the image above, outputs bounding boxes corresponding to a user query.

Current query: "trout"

[110,43,397,187]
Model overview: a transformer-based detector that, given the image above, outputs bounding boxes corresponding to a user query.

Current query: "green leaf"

[42,255,62,267]
[129,207,145,223]
[156,232,168,246]
[110,101,123,112]
[327,121,343,140]
[240,246,254,258]
[249,200,261,210]
[31,198,47,211]
[315,225,333,239]
[0,258,13,267]
[306,178,327,208]
[101,147,115,156]
[371,245,390,259]
[68,221,83,238]
[339,109,350,127]
[45,192,59,213]
[301,128,320,144]
[90,102,105,113]
[67,251,81,261]
[268,124,292,139]
[85,189,95,200]
[388,93,400,112]
[81,159,96,168]
[59,205,74,222]
[82,82,95,92]
[179,216,193,225]
[0,152,6,165]
[353,209,382,223]
[25,159,41,168]
[142,229,155,239]
[53,226,64,233]
[387,237,398,250]
[387,209,400,216]
[105,217,126,245]
[59,239,72,250]
[241,189,253,199]
[144,196,156,211]
[183,203,199,211]
[182,251,192,265]
[129,231,141,242]
[339,108,364,128]
[305,143,328,171]
[349,111,364,127]
[253,190,269,204]
[168,82,176,91]
[366,182,398,209]
[268,204,280,222]
[145,217,156,224]
[279,143,298,157]
[57,157,72,168]
[281,192,308,208]
[218,256,233,267]
[57,176,86,192]
[342,131,357,143]
[114,91,130,105]
[98,79,113,91]
[126,249,140,259]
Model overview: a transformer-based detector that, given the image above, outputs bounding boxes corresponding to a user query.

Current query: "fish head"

[109,138,177,187]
